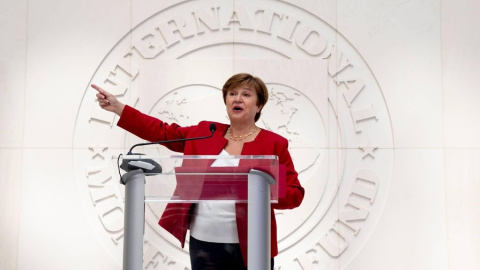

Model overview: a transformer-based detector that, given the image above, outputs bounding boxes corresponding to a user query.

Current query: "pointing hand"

[91,84,125,116]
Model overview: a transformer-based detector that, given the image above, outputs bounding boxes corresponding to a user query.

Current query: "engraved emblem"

[73,2,393,269]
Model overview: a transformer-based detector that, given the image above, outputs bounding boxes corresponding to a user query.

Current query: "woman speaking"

[92,73,305,270]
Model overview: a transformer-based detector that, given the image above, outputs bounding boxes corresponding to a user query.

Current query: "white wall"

[1,0,479,269]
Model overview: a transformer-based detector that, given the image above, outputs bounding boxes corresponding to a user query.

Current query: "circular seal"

[73,1,394,269]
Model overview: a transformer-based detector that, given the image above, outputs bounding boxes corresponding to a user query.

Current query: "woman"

[93,73,305,270]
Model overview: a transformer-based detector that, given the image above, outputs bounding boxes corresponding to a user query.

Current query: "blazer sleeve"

[273,138,305,209]
[117,105,190,153]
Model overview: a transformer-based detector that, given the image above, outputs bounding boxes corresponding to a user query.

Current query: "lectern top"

[121,155,281,203]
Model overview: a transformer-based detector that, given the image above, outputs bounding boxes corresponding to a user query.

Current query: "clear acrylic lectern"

[119,155,281,270]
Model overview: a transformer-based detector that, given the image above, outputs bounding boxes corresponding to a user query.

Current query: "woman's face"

[225,84,262,124]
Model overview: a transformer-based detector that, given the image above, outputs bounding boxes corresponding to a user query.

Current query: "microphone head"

[209,123,217,133]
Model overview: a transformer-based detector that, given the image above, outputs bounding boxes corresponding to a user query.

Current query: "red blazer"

[117,105,305,264]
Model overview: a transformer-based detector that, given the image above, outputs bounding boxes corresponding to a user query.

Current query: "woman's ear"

[257,105,264,113]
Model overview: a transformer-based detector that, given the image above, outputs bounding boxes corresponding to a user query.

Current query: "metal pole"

[121,169,145,270]
[248,170,274,270]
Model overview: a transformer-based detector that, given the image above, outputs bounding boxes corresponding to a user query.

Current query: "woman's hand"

[91,84,125,116]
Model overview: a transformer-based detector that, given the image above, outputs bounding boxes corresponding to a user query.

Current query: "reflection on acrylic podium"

[120,155,282,270]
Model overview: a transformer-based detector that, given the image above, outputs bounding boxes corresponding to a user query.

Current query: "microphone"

[120,123,217,174]
[127,123,217,154]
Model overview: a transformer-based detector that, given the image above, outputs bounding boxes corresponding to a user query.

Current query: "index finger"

[91,84,104,93]
[91,84,111,99]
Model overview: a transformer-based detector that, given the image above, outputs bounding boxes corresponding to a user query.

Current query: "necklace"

[227,126,259,141]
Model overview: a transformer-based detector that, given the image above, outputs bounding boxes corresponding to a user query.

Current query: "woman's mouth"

[233,106,244,111]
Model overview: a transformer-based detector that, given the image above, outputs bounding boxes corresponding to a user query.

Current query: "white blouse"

[189,149,240,243]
